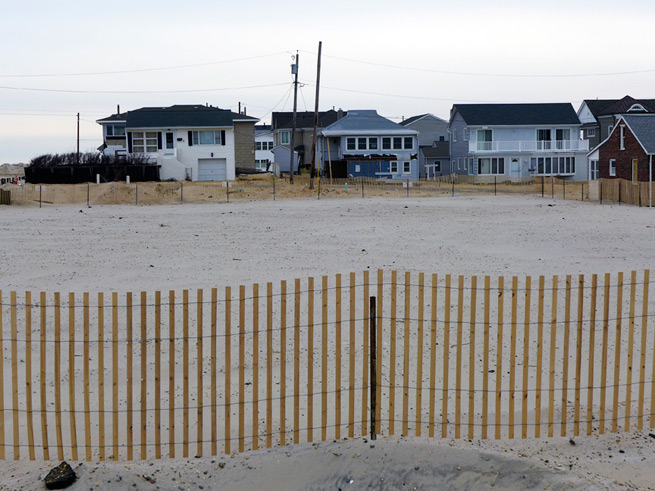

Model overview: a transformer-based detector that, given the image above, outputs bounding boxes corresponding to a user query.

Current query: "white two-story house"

[97,104,258,181]
[254,124,274,171]
[317,110,419,179]
[449,103,588,181]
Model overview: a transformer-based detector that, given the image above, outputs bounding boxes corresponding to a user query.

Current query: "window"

[609,159,616,177]
[477,157,505,175]
[403,137,413,149]
[390,161,398,173]
[165,132,174,150]
[403,161,411,174]
[382,137,391,150]
[477,129,492,151]
[555,129,570,149]
[256,141,272,151]
[358,137,367,150]
[281,131,290,145]
[620,125,625,150]
[463,128,470,140]
[439,136,445,142]
[628,104,646,112]
[106,124,125,137]
[268,142,274,150]
[587,128,596,138]
[452,129,457,142]
[346,137,356,150]
[537,129,551,149]
[192,130,222,145]
[434,161,441,172]
[532,156,575,175]
[469,158,474,174]
[131,131,158,153]
[393,137,402,150]
[256,142,262,151]
[369,137,378,150]
[590,160,599,180]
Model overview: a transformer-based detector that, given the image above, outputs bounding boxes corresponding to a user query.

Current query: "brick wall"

[598,122,651,181]
[234,121,256,170]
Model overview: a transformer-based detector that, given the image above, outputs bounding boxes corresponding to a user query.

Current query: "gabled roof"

[421,142,449,159]
[322,110,418,136]
[581,99,618,119]
[96,113,128,123]
[452,103,580,126]
[399,113,447,126]
[272,110,344,130]
[621,114,655,154]
[599,95,655,115]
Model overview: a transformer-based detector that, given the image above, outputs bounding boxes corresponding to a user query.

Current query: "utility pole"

[76,112,80,164]
[289,51,299,184]
[309,41,322,190]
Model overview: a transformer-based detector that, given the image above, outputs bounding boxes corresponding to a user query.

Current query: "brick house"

[589,114,655,182]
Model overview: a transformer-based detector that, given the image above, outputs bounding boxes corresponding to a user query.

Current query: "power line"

[300,50,655,78]
[0,52,290,78]
[0,82,290,95]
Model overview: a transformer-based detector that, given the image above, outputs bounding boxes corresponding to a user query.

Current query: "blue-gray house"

[317,110,419,180]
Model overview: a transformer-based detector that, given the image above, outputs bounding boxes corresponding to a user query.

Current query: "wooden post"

[348,272,356,438]
[68,293,78,461]
[169,290,176,458]
[561,276,571,437]
[428,274,438,438]
[625,271,636,431]
[183,290,190,457]
[388,271,397,435]
[140,292,147,460]
[416,273,425,437]
[481,276,490,439]
[335,275,342,440]
[600,274,610,434]
[508,277,518,439]
[24,291,36,460]
[442,275,451,439]
[83,293,91,460]
[321,276,327,441]
[521,277,531,439]
[11,291,19,460]
[574,275,584,436]
[126,293,134,460]
[370,296,377,441]
[638,270,649,430]
[548,276,558,437]
[468,276,477,440]
[535,276,545,438]
[307,278,314,442]
[612,272,624,433]
[293,279,300,444]
[266,283,273,448]
[197,289,204,456]
[281,281,287,445]
[253,284,261,449]
[495,277,504,439]
[238,286,245,452]
[587,275,598,436]
[39,292,49,460]
[111,292,119,460]
[155,291,162,459]
[402,272,411,436]
[224,287,231,455]
[361,271,369,437]
[455,275,464,439]
[376,269,383,434]
[97,293,105,461]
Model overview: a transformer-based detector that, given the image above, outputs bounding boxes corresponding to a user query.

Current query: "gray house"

[449,103,588,181]
[399,113,449,177]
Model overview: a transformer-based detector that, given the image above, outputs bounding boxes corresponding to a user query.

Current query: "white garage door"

[197,158,227,181]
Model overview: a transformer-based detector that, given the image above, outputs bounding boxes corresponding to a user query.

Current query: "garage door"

[197,158,227,181]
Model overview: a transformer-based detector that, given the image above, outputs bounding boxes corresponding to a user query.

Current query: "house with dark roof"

[587,114,655,186]
[449,103,587,181]
[97,104,259,181]
[254,124,274,171]
[317,110,419,179]
[399,113,449,178]
[271,109,345,169]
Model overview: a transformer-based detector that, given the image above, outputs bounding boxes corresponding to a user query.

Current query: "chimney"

[244,106,247,116]
[117,104,120,115]
[337,108,344,120]
[238,102,241,114]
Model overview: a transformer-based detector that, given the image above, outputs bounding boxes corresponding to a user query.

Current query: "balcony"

[469,140,589,153]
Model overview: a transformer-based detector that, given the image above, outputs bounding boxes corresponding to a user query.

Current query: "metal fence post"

[369,296,377,441]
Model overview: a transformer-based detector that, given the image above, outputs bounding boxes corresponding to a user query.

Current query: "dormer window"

[627,103,646,112]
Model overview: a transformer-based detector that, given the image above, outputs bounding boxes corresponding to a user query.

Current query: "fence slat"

[111,292,119,460]
[587,275,598,436]
[574,275,584,436]
[522,277,531,439]
[0,292,2,460]
[197,289,204,457]
[238,285,245,453]
[39,292,49,460]
[625,272,637,431]
[11,291,19,460]
[140,292,147,460]
[252,284,260,450]
[307,278,314,442]
[25,292,35,460]
[126,293,134,460]
[429,274,438,438]
[224,287,231,455]
[535,276,544,438]
[155,291,162,459]
[403,272,411,436]
[561,276,571,437]
[600,274,610,434]
[83,293,91,460]
[495,277,504,440]
[68,293,78,461]
[548,276,558,437]
[638,270,649,429]
[293,279,300,445]
[361,271,369,437]
[468,276,477,440]
[509,277,518,440]
[335,275,342,440]
[169,290,175,458]
[183,290,190,457]
[481,276,490,439]
[442,274,451,439]
[320,276,327,441]
[281,280,288,445]
[455,275,464,439]
[349,272,356,438]
[376,269,383,435]
[416,273,425,438]
[612,273,624,433]
[97,293,105,461]
[389,271,397,436]
[266,283,273,448]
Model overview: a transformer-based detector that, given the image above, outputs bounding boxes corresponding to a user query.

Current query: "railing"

[470,140,589,153]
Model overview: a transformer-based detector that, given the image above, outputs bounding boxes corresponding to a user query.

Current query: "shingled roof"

[622,114,655,154]
[126,105,233,128]
[453,103,580,126]
[272,110,344,130]
[322,110,418,136]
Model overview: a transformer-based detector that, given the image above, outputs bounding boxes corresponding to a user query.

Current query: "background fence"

[1,269,655,461]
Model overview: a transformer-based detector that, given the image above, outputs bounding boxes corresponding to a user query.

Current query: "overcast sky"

[2,0,654,163]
